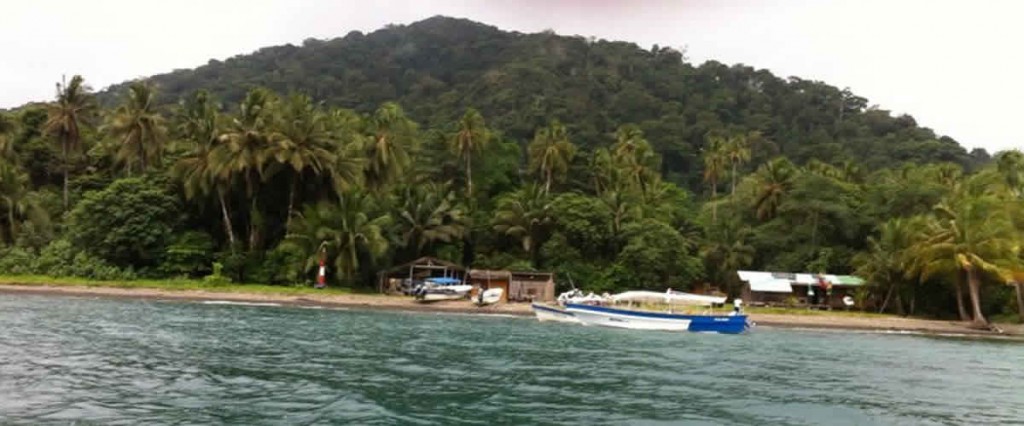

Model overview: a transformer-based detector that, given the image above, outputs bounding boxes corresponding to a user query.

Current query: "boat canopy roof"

[611,290,727,306]
[425,277,462,284]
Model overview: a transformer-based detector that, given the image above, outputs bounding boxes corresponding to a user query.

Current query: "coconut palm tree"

[393,183,466,260]
[723,133,752,196]
[702,136,727,223]
[854,217,921,315]
[752,157,798,221]
[448,108,489,198]
[106,82,167,175]
[43,75,96,211]
[528,120,576,194]
[0,113,15,160]
[173,91,237,248]
[701,220,755,295]
[611,125,660,193]
[914,192,1017,327]
[0,161,48,245]
[271,94,338,227]
[994,150,1024,320]
[363,102,415,191]
[212,88,276,249]
[286,191,390,284]
[493,184,554,267]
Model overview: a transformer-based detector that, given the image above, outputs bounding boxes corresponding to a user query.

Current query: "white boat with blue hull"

[565,290,750,334]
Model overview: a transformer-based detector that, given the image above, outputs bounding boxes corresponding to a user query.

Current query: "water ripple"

[1,294,1023,425]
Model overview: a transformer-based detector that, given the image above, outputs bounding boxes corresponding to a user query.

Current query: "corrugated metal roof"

[749,279,793,293]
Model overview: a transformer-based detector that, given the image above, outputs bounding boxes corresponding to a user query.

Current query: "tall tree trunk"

[879,282,896,314]
[1015,281,1024,323]
[965,266,987,327]
[954,275,969,322]
[545,169,552,195]
[6,200,15,243]
[731,161,737,196]
[466,154,472,198]
[62,141,69,211]
[218,191,237,251]
[249,196,259,251]
[710,181,718,224]
[286,174,298,230]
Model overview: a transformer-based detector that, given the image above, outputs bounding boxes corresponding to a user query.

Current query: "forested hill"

[99,16,983,187]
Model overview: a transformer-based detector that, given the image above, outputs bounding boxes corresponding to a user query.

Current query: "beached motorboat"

[565,290,750,334]
[530,302,579,323]
[413,277,473,302]
[474,288,504,306]
[530,290,606,323]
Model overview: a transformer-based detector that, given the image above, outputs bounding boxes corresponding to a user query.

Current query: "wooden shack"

[377,257,464,295]
[509,271,556,302]
[468,269,512,303]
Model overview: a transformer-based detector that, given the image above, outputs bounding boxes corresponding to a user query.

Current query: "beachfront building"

[737,271,866,309]
[509,271,556,302]
[467,270,557,303]
[377,257,465,295]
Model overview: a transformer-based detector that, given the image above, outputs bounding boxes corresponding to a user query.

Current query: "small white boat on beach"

[413,277,473,302]
[474,288,504,306]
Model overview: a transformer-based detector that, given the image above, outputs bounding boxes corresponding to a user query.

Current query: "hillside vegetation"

[1,16,1021,324]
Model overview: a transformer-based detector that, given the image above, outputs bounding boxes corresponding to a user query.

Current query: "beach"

[1,283,1021,337]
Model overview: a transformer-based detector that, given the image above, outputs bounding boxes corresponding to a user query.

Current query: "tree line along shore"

[1,18,1023,328]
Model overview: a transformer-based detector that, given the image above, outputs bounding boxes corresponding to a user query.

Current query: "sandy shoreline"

[2,283,1021,338]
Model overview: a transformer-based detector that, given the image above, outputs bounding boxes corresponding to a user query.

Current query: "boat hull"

[475,288,504,306]
[531,303,579,323]
[565,304,749,334]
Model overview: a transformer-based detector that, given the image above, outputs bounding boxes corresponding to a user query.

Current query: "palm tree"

[853,218,920,315]
[448,108,489,198]
[271,94,337,227]
[994,150,1024,320]
[394,183,466,259]
[611,125,660,193]
[723,133,752,196]
[701,221,755,295]
[996,150,1024,197]
[44,75,96,211]
[363,102,415,191]
[0,161,48,245]
[752,157,798,221]
[0,113,15,160]
[173,90,237,248]
[528,120,576,194]
[702,136,727,223]
[106,81,167,175]
[493,184,554,267]
[914,192,1018,327]
[286,191,390,284]
[212,88,276,250]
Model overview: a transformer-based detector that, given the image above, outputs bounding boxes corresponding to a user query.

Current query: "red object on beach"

[316,254,326,289]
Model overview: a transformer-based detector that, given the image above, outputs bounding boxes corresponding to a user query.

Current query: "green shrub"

[202,262,231,286]
[161,231,215,278]
[29,239,136,281]
[0,247,35,275]
[65,177,182,269]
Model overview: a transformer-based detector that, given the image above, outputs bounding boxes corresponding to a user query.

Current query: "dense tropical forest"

[0,17,1022,325]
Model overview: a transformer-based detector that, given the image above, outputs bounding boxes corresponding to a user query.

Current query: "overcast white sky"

[1,0,1021,152]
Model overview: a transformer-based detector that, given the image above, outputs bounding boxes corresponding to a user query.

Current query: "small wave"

[201,300,282,307]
